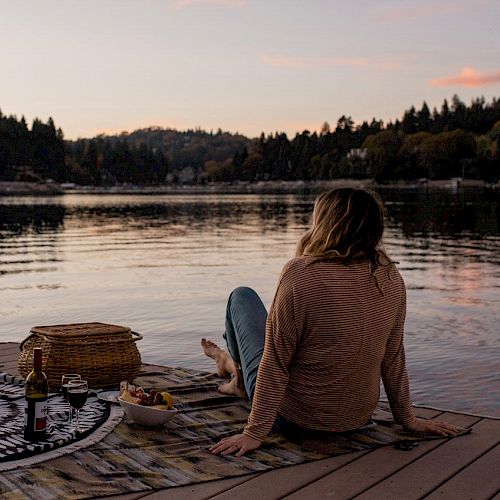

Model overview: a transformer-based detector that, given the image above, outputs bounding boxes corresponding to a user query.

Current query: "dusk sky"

[2,0,500,139]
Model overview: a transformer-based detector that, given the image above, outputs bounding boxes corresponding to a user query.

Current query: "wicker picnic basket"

[18,322,143,391]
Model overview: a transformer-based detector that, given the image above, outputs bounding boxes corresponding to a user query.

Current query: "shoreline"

[0,178,494,196]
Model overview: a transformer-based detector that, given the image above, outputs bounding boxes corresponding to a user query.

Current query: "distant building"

[347,148,368,160]
[167,166,197,184]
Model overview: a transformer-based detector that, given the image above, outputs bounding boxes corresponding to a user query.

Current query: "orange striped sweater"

[243,255,416,442]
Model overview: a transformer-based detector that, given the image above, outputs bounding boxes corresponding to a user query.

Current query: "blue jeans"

[223,287,267,400]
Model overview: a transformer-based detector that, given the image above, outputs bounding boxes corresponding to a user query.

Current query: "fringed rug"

[0,364,470,499]
[0,373,123,472]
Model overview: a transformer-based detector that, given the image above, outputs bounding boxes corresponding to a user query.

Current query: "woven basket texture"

[18,323,142,390]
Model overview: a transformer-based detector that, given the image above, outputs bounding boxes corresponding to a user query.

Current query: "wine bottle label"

[24,398,48,432]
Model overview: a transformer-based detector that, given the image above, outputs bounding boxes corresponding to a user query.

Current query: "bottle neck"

[33,349,43,371]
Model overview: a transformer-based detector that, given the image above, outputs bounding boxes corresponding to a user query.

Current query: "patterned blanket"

[0,364,470,499]
[0,373,123,472]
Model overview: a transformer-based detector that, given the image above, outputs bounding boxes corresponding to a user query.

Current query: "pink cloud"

[373,0,491,22]
[429,67,500,88]
[259,54,368,70]
[170,0,246,10]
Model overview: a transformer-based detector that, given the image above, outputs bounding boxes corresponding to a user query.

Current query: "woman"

[202,188,459,457]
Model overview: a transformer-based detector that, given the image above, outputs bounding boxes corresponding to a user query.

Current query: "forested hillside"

[65,127,251,184]
[1,95,499,185]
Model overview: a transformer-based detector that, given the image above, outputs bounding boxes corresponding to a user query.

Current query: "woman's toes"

[201,338,218,351]
[218,382,233,395]
[201,339,216,354]
[200,339,234,379]
[201,338,212,349]
[217,375,246,398]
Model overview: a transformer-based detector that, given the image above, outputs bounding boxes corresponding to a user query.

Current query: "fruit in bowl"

[120,383,175,408]
[118,383,177,427]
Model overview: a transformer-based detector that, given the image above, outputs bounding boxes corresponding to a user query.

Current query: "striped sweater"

[243,255,416,442]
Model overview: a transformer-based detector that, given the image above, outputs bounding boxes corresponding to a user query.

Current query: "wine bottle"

[24,347,48,441]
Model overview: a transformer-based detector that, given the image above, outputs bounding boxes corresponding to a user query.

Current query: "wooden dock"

[2,342,499,500]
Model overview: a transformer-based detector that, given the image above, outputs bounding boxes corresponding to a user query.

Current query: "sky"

[1,0,499,139]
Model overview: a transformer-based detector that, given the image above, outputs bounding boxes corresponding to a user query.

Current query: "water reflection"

[0,189,497,243]
[0,205,65,235]
[66,201,290,235]
[380,188,499,240]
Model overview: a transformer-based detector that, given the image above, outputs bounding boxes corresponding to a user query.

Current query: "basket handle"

[131,331,143,342]
[77,332,142,344]
[21,331,143,346]
[19,333,37,352]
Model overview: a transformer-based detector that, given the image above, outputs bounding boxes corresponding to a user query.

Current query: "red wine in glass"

[68,389,87,409]
[67,380,88,432]
[61,374,80,425]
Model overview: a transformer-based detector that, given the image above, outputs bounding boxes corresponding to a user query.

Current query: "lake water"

[0,188,499,416]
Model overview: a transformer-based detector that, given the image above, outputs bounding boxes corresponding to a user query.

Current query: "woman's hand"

[404,418,461,436]
[209,433,262,457]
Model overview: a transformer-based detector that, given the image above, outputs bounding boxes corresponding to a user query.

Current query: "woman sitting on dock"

[202,188,460,457]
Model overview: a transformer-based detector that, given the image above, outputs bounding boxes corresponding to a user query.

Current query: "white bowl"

[119,399,178,427]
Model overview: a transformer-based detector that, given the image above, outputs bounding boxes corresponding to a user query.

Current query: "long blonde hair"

[296,188,387,268]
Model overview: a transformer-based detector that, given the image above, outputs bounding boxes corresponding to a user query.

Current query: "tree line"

[0,112,66,182]
[211,96,499,184]
[0,95,499,185]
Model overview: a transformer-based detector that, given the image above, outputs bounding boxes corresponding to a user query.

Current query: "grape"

[135,387,169,406]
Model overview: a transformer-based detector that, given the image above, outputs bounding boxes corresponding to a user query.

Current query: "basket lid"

[30,322,131,339]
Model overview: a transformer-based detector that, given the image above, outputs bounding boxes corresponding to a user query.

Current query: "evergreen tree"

[417,102,431,132]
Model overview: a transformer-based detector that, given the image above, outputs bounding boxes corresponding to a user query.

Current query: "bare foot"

[218,366,247,398]
[201,338,237,378]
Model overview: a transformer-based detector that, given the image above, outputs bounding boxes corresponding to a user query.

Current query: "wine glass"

[61,374,81,425]
[67,380,88,433]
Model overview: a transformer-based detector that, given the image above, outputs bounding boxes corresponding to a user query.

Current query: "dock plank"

[354,417,500,500]
[425,443,500,500]
[0,342,20,375]
[284,412,479,500]
[140,474,260,500]
[209,451,369,500]
[210,407,443,500]
[0,343,19,354]
[101,493,151,500]
[0,346,19,359]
